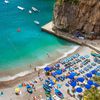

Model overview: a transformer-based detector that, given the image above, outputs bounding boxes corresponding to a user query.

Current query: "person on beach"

[32,84,36,91]
[38,70,40,77]
[0,91,3,96]
[34,67,37,72]
[33,96,36,100]
[29,64,32,69]
[38,70,43,81]
[47,53,50,58]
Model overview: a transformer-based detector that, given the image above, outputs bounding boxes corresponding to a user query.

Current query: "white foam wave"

[0,46,80,82]
[37,45,80,68]
[0,70,32,82]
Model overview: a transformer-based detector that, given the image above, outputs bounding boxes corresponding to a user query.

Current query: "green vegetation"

[56,0,79,5]
[84,86,100,100]
[83,76,100,100]
[93,76,100,84]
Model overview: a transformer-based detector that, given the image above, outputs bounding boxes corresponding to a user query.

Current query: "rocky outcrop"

[53,0,100,36]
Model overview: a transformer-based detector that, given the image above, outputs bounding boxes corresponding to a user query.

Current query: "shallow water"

[0,0,77,77]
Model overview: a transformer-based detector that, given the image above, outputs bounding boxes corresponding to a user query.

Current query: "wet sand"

[0,46,80,89]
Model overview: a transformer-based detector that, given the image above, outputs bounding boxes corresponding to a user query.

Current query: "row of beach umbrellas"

[44,66,99,93]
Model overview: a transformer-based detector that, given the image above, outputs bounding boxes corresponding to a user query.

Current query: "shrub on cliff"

[56,0,79,5]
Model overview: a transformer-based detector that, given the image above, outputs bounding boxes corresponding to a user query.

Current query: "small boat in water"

[29,10,32,14]
[32,7,39,12]
[17,28,21,32]
[34,20,40,25]
[4,0,9,4]
[17,6,25,10]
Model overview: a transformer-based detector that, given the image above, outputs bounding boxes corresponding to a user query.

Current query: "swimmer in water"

[17,28,21,32]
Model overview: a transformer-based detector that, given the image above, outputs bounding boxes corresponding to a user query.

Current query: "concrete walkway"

[41,21,100,53]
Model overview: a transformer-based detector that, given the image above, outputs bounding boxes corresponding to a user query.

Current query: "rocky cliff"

[53,0,100,36]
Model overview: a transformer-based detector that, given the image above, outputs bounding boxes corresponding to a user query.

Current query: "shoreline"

[0,45,80,89]
[41,21,100,53]
[0,45,78,80]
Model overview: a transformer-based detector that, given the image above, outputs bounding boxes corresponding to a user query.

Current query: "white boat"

[17,6,25,10]
[29,10,32,14]
[4,0,9,4]
[34,20,40,25]
[32,7,39,12]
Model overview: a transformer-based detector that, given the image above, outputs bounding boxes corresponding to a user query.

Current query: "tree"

[93,76,100,84]
[84,86,100,100]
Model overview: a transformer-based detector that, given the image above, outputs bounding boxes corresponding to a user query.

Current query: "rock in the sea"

[53,0,100,36]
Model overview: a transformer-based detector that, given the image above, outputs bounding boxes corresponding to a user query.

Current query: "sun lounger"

[65,83,69,87]
[84,55,90,58]
[91,62,96,66]
[83,67,88,71]
[80,56,85,60]
[56,77,60,81]
[79,70,84,74]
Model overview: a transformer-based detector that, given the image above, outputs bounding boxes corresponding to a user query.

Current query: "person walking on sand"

[33,96,36,100]
[29,64,32,69]
[47,53,50,58]
[32,84,36,91]
[38,70,40,77]
[34,67,37,72]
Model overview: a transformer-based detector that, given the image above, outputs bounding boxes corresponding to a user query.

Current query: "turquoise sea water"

[0,0,77,74]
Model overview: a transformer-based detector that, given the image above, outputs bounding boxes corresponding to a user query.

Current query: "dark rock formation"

[53,0,100,36]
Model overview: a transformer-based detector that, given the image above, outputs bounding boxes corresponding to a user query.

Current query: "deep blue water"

[0,0,76,72]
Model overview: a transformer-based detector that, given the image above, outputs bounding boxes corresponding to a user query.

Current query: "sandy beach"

[0,0,99,100]
[0,46,97,100]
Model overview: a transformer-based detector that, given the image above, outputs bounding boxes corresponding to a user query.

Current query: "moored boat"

[17,6,25,10]
[34,20,40,25]
[32,7,39,12]
[4,0,9,4]
[55,89,64,99]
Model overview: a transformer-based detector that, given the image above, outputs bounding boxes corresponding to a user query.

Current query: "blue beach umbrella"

[68,75,74,79]
[76,87,83,93]
[52,72,56,77]
[70,72,76,76]
[86,73,92,78]
[77,77,84,82]
[70,81,77,87]
[49,79,55,86]
[55,69,62,75]
[85,84,91,89]
[93,83,100,87]
[87,80,93,85]
[68,72,76,79]
[91,70,97,74]
[44,66,51,71]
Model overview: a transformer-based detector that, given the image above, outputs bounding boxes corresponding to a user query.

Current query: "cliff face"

[53,0,100,36]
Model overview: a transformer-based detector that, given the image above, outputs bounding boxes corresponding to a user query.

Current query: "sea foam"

[0,45,80,82]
